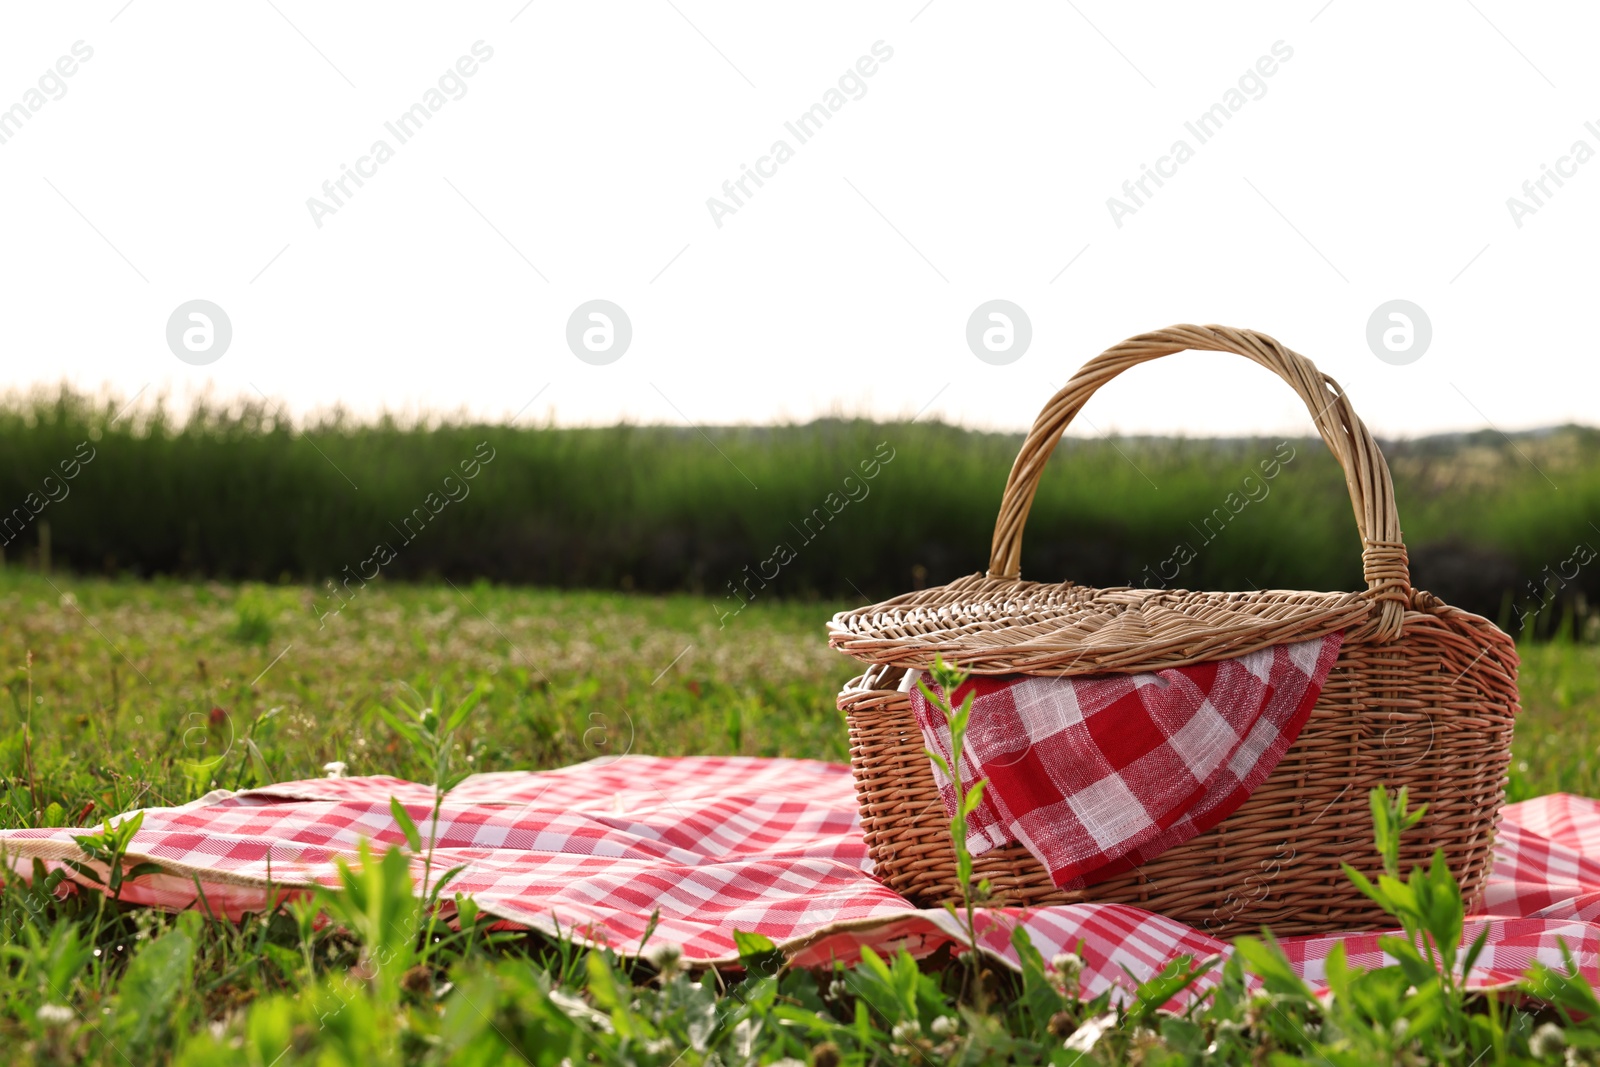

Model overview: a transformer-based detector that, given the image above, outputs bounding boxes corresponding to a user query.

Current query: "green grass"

[3,572,1600,1064]
[1,573,849,824]
[1511,640,1600,801]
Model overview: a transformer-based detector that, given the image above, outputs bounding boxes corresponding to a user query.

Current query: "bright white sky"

[1,2,1594,437]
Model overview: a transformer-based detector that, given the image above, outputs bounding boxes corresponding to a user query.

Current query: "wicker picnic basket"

[829,325,1519,936]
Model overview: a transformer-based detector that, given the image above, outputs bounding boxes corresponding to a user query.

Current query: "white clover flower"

[36,1004,75,1025]
[1063,1012,1116,1054]
[1051,951,1083,977]
[642,942,683,977]
[890,1019,922,1044]
[1530,1022,1565,1058]
[322,761,347,778]
[930,1015,958,1037]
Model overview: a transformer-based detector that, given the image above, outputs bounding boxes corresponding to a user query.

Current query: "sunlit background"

[2,1,1595,437]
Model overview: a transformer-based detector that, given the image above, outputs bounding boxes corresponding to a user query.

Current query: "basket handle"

[986,324,1410,642]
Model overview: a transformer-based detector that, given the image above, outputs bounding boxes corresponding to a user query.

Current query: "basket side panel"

[839,604,1518,937]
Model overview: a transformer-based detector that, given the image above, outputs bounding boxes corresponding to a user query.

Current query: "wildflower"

[1530,1022,1566,1058]
[36,1004,74,1025]
[811,1042,841,1067]
[1063,1012,1116,1055]
[890,1019,922,1044]
[1051,950,1084,995]
[642,941,683,979]
[889,1017,928,1049]
[930,1014,958,1037]
[1243,991,1274,1029]
[323,761,347,778]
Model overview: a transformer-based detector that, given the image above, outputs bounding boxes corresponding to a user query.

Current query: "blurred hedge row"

[2,391,1596,636]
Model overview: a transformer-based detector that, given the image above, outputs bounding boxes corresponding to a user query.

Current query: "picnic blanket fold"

[3,755,1598,1008]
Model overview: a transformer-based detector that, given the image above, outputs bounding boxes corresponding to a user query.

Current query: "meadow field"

[3,572,1600,1063]
[2,573,1596,825]
[4,399,1600,1063]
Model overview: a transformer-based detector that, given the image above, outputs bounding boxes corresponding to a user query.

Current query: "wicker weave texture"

[832,326,1520,935]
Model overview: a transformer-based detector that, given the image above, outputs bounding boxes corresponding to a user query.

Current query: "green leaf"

[583,949,622,1011]
[377,705,424,748]
[1322,940,1351,1005]
[1377,933,1438,989]
[1126,954,1216,1025]
[112,810,145,843]
[240,736,273,787]
[260,942,301,980]
[454,892,480,932]
[1159,1015,1205,1053]
[1420,849,1464,974]
[732,928,785,978]
[1461,923,1491,984]
[113,921,197,1050]
[685,977,721,1049]
[1233,934,1316,1002]
[445,688,484,734]
[61,858,104,885]
[856,945,893,984]
[1376,873,1419,916]
[772,1003,846,1038]
[1010,924,1066,1029]
[427,864,468,905]
[1341,862,1388,912]
[319,839,419,986]
[389,796,423,852]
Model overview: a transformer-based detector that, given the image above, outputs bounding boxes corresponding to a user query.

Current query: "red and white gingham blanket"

[2,756,1597,1004]
[912,633,1343,887]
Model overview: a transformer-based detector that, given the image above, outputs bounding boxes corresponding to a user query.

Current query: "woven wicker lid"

[828,324,1412,676]
[828,575,1370,675]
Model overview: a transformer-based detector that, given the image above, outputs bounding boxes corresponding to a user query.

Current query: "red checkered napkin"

[911,632,1343,888]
